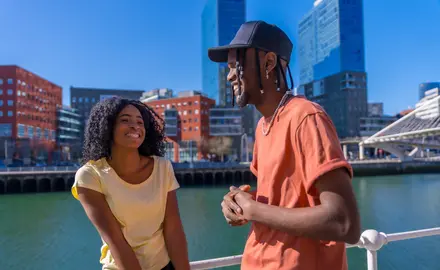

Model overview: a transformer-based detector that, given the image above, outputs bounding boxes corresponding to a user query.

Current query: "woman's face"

[112,104,146,149]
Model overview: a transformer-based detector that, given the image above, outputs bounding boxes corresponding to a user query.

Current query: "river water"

[1,173,440,270]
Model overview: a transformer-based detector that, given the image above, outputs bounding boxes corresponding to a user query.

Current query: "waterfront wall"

[0,161,439,194]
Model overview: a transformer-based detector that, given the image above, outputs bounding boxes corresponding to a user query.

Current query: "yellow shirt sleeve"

[71,165,103,199]
[167,160,180,192]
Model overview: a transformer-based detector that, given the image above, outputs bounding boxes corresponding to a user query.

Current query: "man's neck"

[255,89,287,118]
[108,146,141,175]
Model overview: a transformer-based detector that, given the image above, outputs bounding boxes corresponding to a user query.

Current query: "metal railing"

[189,227,440,270]
[0,166,79,172]
[1,157,439,173]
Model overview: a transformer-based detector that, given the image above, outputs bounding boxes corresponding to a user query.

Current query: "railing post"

[366,250,378,270]
[358,230,388,270]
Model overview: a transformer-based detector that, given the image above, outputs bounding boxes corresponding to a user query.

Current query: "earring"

[265,69,269,79]
[260,89,264,94]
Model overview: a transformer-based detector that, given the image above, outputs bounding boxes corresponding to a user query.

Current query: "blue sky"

[2,0,440,115]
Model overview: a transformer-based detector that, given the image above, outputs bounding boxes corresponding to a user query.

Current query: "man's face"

[227,48,278,108]
[227,48,261,108]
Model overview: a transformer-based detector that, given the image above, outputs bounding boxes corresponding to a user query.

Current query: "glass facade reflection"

[164,109,178,137]
[209,107,243,136]
[419,82,440,100]
[201,0,246,105]
[298,0,365,85]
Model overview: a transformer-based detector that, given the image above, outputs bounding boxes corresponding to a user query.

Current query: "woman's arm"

[163,190,190,270]
[76,187,142,270]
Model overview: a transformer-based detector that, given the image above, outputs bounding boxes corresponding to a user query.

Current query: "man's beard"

[236,90,250,108]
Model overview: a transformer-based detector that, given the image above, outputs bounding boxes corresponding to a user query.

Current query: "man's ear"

[264,52,278,75]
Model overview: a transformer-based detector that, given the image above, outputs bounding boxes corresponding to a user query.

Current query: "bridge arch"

[23,178,37,193]
[38,178,51,193]
[214,172,224,185]
[53,177,66,191]
[194,172,204,186]
[0,180,4,194]
[204,172,214,186]
[7,179,21,193]
[67,177,75,190]
[183,173,193,186]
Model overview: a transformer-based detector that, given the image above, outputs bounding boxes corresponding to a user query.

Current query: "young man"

[208,21,361,270]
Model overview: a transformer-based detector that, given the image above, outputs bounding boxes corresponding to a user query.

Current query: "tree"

[208,136,233,162]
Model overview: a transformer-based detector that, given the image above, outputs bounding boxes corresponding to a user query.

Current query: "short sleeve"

[166,160,180,192]
[294,112,353,194]
[71,165,103,200]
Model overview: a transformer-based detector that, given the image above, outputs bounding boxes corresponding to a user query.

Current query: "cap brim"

[208,44,251,63]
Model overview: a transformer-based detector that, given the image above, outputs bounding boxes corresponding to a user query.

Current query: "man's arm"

[234,168,360,244]
[163,190,190,270]
[77,187,142,270]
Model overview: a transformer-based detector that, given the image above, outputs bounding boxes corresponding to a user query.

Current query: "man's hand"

[221,185,252,226]
[233,190,255,220]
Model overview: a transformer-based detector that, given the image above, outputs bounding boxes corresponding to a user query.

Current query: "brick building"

[142,90,215,162]
[0,65,62,164]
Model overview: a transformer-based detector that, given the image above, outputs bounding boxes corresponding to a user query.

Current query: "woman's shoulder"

[151,156,174,171]
[77,158,110,176]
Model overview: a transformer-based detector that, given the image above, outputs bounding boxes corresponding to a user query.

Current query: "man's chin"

[236,93,250,108]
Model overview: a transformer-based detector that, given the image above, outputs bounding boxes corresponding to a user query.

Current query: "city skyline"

[2,0,440,115]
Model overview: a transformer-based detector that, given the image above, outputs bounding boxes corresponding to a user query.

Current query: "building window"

[36,127,41,138]
[0,123,12,136]
[0,89,2,95]
[85,97,89,103]
[17,91,21,96]
[79,97,83,102]
[0,111,3,117]
[7,100,13,106]
[7,111,13,117]
[51,130,56,139]
[0,101,3,106]
[0,79,2,85]
[28,126,34,138]
[44,129,49,139]
[72,97,76,103]
[7,79,13,84]
[7,89,13,95]
[18,124,26,137]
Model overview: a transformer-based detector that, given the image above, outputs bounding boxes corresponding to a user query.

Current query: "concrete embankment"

[0,160,439,194]
[350,160,440,176]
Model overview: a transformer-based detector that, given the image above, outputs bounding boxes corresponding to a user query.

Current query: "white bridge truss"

[360,95,440,160]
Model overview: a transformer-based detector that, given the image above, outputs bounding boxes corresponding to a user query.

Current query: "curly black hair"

[81,97,166,164]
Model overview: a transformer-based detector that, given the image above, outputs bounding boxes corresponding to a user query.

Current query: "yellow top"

[72,156,180,270]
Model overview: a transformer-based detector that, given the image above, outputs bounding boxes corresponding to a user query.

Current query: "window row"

[0,78,13,85]
[17,124,56,140]
[0,89,15,95]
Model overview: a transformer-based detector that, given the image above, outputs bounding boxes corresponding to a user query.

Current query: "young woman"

[71,97,190,270]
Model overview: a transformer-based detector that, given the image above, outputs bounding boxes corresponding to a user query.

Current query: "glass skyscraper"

[298,0,368,138]
[201,0,246,106]
[419,82,440,100]
[298,0,365,85]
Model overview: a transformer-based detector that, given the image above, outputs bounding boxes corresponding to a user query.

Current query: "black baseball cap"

[208,20,293,64]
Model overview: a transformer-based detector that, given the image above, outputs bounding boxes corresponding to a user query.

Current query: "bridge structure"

[359,95,440,161]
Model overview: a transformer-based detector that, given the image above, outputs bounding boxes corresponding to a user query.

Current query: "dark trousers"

[161,261,175,270]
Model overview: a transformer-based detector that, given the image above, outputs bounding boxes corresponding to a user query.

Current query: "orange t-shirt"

[243,96,353,270]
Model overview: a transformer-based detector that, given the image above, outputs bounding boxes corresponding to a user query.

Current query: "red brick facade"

[0,65,62,160]
[144,94,215,162]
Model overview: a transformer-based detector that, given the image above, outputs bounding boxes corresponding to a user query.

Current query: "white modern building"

[415,88,439,120]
